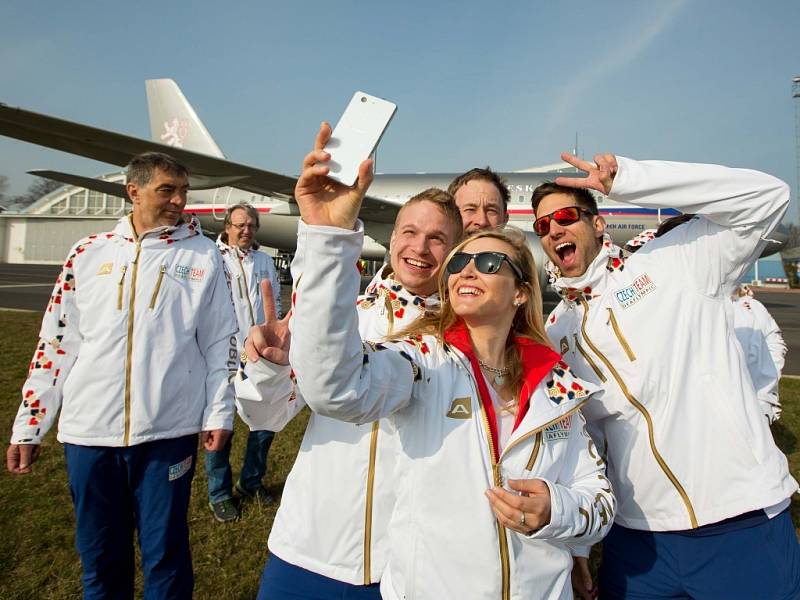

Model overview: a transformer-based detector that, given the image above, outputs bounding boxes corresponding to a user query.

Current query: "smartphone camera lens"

[361,96,367,103]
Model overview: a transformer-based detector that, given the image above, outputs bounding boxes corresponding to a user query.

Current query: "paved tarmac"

[1,263,798,375]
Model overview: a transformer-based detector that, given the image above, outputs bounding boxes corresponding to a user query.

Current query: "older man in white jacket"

[205,203,282,523]
[6,152,238,600]
[537,153,799,599]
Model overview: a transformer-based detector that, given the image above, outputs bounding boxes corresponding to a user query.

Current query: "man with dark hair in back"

[448,167,509,234]
[7,152,238,599]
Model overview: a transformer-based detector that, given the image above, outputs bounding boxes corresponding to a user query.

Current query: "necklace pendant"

[494,373,506,387]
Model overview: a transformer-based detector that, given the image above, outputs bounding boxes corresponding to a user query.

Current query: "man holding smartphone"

[233,123,466,600]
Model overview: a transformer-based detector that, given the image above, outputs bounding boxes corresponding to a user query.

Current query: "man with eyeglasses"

[206,203,282,522]
[533,153,798,599]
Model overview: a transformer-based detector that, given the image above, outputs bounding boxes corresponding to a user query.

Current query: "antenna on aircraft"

[574,132,579,158]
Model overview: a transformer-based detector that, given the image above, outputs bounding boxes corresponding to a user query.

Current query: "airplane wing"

[28,170,128,199]
[0,103,297,197]
[1,102,402,223]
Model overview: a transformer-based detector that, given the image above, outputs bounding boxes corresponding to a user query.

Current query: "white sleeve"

[526,411,615,546]
[196,251,239,431]
[11,246,82,444]
[749,298,786,374]
[288,220,417,424]
[234,359,304,432]
[610,157,790,295]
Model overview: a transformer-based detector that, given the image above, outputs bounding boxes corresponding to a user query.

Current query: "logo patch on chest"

[446,397,472,419]
[614,273,656,309]
[174,264,206,281]
[543,416,572,442]
[96,262,114,276]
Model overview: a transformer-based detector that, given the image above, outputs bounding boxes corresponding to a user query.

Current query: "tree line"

[0,175,62,212]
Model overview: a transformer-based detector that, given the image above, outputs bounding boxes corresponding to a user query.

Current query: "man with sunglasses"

[534,153,798,599]
[206,203,282,522]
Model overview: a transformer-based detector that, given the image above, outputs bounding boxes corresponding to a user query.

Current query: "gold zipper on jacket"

[363,421,380,584]
[574,334,607,382]
[579,298,698,528]
[465,363,510,600]
[459,354,589,600]
[606,308,636,362]
[149,265,166,310]
[123,242,142,446]
[525,432,542,471]
[117,265,127,310]
[237,255,256,327]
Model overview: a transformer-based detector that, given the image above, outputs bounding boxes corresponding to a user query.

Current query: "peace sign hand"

[244,279,291,365]
[294,122,374,230]
[555,152,618,196]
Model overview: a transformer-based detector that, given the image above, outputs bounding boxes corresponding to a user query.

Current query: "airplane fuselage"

[186,171,675,259]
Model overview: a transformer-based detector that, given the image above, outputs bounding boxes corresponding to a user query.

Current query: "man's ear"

[593,215,606,238]
[126,182,138,206]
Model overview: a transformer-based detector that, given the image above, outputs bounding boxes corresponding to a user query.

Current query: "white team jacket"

[732,295,786,423]
[546,157,798,532]
[11,215,238,447]
[288,221,615,600]
[235,264,435,585]
[216,235,281,348]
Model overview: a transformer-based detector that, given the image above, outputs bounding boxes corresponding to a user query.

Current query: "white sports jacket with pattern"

[235,264,433,585]
[287,221,615,600]
[546,157,797,532]
[216,235,281,347]
[11,215,238,447]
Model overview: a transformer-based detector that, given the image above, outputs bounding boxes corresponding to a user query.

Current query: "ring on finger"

[519,511,526,526]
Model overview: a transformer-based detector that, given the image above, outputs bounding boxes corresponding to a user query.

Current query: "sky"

[1,0,799,221]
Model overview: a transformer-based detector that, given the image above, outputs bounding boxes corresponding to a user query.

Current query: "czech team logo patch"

[174,264,206,282]
[168,455,193,481]
[614,273,656,309]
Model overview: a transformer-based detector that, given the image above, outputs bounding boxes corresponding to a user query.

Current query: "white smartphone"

[322,91,397,186]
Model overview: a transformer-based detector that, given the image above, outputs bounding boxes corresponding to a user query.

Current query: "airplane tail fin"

[146,79,225,158]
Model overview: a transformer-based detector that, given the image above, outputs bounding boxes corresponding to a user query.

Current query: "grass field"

[1,310,798,598]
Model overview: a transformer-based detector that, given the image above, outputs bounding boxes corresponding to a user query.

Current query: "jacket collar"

[359,264,439,324]
[216,234,253,259]
[115,214,201,244]
[547,233,627,303]
[444,319,560,456]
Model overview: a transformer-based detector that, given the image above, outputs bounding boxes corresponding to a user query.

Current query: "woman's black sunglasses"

[446,251,526,282]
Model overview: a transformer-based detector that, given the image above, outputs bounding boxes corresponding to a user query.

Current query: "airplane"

[0,79,786,286]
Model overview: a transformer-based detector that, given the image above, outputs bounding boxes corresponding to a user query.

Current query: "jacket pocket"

[149,265,167,310]
[117,265,127,310]
[524,431,543,471]
[607,308,636,361]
